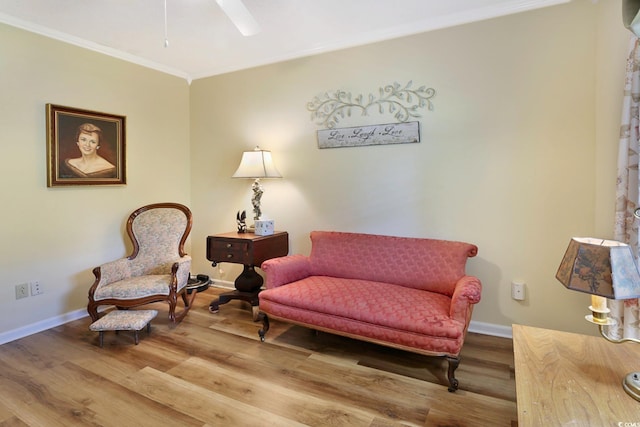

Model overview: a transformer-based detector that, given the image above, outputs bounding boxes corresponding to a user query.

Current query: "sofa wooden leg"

[446,356,460,392]
[258,313,270,342]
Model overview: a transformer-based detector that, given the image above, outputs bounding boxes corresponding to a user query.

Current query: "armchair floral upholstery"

[87,203,196,324]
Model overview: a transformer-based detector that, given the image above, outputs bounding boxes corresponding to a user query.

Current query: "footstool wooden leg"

[134,331,140,345]
[99,331,104,348]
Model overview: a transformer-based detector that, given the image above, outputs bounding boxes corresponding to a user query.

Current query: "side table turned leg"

[234,265,263,293]
[251,305,260,321]
[209,265,263,320]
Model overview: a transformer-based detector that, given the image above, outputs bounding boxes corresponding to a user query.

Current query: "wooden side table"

[513,324,640,425]
[206,231,288,320]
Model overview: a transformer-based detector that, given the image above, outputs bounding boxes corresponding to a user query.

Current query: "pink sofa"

[258,231,482,392]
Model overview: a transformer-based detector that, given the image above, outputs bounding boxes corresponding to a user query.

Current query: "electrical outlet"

[512,281,526,301]
[15,283,29,299]
[30,281,43,296]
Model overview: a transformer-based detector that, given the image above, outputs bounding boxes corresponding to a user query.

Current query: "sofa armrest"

[261,255,312,289]
[449,275,482,323]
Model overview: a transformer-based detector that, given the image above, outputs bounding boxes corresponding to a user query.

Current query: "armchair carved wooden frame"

[87,202,196,324]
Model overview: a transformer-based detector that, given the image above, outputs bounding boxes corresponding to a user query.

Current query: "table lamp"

[232,146,282,223]
[556,237,640,401]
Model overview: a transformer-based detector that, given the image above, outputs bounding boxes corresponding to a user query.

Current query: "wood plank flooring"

[0,287,517,426]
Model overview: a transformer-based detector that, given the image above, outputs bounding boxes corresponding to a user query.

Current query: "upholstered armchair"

[87,203,196,324]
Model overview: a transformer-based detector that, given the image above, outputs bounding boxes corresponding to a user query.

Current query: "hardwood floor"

[0,287,517,426]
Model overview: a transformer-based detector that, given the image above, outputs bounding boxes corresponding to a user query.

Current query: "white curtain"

[611,35,640,341]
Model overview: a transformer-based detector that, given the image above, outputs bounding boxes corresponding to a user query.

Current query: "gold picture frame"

[46,104,126,186]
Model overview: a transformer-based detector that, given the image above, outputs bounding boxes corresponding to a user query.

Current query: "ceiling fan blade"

[215,0,261,36]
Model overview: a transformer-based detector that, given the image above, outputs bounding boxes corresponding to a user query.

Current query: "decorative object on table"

[556,237,640,401]
[307,81,435,129]
[317,121,420,149]
[236,210,247,233]
[254,219,274,236]
[232,146,282,222]
[46,104,126,187]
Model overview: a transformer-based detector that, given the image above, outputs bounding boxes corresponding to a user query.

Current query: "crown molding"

[190,0,572,80]
[1,0,571,82]
[0,12,193,83]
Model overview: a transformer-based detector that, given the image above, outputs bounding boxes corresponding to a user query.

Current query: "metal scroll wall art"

[307,81,435,149]
[307,81,435,129]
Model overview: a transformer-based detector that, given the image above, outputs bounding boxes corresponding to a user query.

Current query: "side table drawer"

[207,238,250,264]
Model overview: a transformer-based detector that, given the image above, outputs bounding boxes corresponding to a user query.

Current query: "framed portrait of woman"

[46,104,126,187]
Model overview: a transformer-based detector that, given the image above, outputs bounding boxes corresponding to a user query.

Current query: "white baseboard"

[468,320,513,339]
[0,281,236,345]
[0,285,513,345]
[211,280,234,289]
[0,307,96,345]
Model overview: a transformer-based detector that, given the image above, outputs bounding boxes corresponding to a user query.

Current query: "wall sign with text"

[317,121,420,149]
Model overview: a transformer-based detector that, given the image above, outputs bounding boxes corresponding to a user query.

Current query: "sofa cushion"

[307,231,477,296]
[259,276,467,356]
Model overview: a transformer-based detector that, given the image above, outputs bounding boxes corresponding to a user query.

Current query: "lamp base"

[623,372,640,402]
[585,314,616,326]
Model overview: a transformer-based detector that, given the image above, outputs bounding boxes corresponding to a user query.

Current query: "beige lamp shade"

[232,146,282,179]
[556,237,640,300]
[232,146,281,221]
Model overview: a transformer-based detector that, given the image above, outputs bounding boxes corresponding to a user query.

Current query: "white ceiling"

[0,0,569,82]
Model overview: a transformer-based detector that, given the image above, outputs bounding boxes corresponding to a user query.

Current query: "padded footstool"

[89,309,158,347]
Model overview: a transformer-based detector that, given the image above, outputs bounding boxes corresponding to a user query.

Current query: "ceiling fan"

[215,0,261,36]
[163,0,260,47]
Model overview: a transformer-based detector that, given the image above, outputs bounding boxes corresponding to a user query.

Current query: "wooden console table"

[206,231,288,320]
[513,324,640,425]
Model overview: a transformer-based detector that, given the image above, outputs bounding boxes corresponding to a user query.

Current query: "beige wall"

[0,25,191,336]
[190,0,629,336]
[0,0,630,340]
